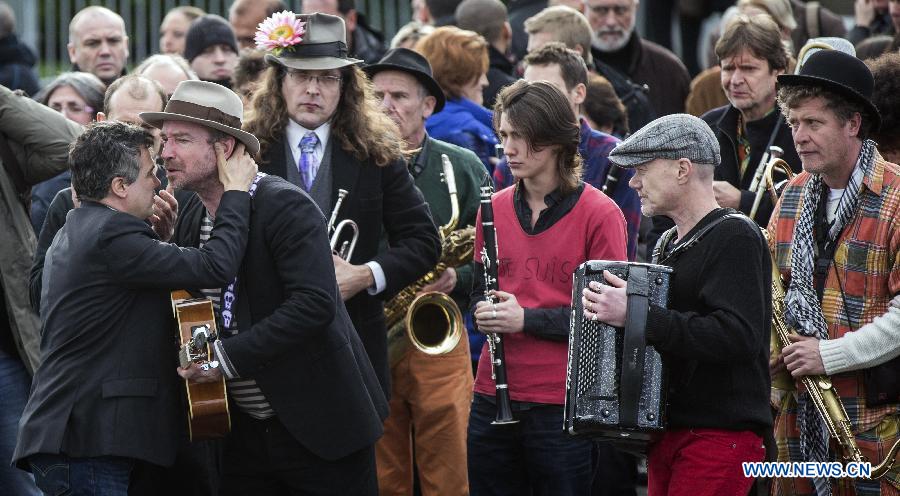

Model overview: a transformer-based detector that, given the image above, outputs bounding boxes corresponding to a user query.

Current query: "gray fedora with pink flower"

[256,11,362,71]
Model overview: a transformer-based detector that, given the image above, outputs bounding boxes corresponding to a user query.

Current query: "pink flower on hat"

[254,11,306,55]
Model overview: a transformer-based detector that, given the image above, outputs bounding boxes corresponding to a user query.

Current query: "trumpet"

[328,189,359,260]
[748,151,794,220]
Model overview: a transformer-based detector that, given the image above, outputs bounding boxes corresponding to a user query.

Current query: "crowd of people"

[0,0,899,495]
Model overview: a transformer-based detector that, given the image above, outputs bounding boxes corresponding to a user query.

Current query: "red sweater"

[473,183,627,404]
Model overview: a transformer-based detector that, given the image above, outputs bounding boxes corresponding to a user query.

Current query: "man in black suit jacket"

[144,80,389,493]
[13,120,256,494]
[244,12,441,395]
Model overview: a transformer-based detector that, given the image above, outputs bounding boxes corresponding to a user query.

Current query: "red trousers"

[647,428,764,496]
[375,336,473,496]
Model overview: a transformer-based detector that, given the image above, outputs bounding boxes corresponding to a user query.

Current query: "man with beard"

[584,0,690,116]
[146,80,389,493]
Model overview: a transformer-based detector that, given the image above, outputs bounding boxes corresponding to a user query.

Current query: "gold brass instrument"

[385,154,473,366]
[328,188,359,260]
[747,146,785,219]
[796,41,837,72]
[766,231,900,477]
[749,154,797,220]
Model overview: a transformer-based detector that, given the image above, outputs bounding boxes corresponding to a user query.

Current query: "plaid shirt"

[768,152,900,494]
[492,118,641,260]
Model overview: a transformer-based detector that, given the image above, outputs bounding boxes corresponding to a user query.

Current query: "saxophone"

[766,229,900,477]
[385,154,474,367]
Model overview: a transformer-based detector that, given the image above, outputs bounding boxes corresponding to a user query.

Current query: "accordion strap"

[620,265,650,428]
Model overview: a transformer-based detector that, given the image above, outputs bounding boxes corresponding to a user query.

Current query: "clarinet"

[601,161,623,196]
[479,184,518,425]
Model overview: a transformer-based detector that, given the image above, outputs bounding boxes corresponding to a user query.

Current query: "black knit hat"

[184,14,238,63]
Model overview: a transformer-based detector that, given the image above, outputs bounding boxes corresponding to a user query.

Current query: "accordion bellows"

[565,260,672,452]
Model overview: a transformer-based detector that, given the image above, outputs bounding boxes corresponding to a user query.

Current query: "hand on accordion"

[473,290,524,334]
[581,270,627,327]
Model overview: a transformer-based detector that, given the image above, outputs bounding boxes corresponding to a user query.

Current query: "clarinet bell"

[492,388,519,425]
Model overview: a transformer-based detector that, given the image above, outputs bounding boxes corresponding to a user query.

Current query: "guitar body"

[171,290,231,441]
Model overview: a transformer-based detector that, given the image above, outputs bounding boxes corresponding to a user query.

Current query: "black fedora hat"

[777,50,881,132]
[364,48,446,113]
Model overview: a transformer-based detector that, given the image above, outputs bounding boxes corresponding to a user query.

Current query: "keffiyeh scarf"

[784,138,876,496]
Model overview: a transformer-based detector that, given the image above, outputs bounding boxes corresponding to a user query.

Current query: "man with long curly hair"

[244,12,441,396]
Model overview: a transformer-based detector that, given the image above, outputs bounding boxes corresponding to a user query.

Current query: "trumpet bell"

[404,291,463,355]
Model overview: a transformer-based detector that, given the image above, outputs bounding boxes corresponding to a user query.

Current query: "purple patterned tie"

[298,132,319,190]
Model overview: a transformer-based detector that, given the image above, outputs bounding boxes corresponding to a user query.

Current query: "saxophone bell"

[385,154,473,366]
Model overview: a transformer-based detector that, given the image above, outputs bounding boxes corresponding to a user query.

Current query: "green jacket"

[0,85,82,372]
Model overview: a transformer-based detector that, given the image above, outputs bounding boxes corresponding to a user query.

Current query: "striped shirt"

[198,214,275,420]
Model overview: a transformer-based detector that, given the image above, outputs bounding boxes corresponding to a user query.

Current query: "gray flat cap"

[608,114,720,168]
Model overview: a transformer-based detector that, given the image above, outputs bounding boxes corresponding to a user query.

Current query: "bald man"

[68,6,129,85]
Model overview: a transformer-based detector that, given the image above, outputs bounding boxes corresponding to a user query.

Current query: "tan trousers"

[375,336,473,496]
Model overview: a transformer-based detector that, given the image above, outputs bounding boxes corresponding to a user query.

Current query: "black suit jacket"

[14,192,251,468]
[258,133,441,393]
[174,175,390,461]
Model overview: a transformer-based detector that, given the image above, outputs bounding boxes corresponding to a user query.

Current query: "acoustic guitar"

[171,290,231,441]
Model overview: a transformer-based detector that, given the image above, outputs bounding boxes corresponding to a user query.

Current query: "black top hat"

[363,48,446,113]
[777,50,881,132]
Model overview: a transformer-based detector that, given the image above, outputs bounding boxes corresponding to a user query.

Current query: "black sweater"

[647,208,772,433]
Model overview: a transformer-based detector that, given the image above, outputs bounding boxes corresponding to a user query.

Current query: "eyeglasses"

[286,71,343,88]
[587,4,632,16]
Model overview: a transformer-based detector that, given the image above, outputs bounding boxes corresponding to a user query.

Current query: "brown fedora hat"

[261,12,362,71]
[140,80,260,156]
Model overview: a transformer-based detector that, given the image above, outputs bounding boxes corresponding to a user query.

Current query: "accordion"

[565,260,672,452]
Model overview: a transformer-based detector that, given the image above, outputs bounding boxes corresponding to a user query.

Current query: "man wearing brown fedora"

[245,12,441,398]
[142,80,389,494]
[365,47,486,495]
[769,49,900,495]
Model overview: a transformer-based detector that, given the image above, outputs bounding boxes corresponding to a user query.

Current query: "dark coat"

[789,0,846,52]
[14,192,251,468]
[0,85,81,372]
[0,34,40,96]
[483,46,517,109]
[592,32,691,117]
[702,104,802,226]
[259,135,441,395]
[173,176,389,461]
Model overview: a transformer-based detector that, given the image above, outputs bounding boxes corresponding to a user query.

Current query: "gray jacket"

[0,84,81,372]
